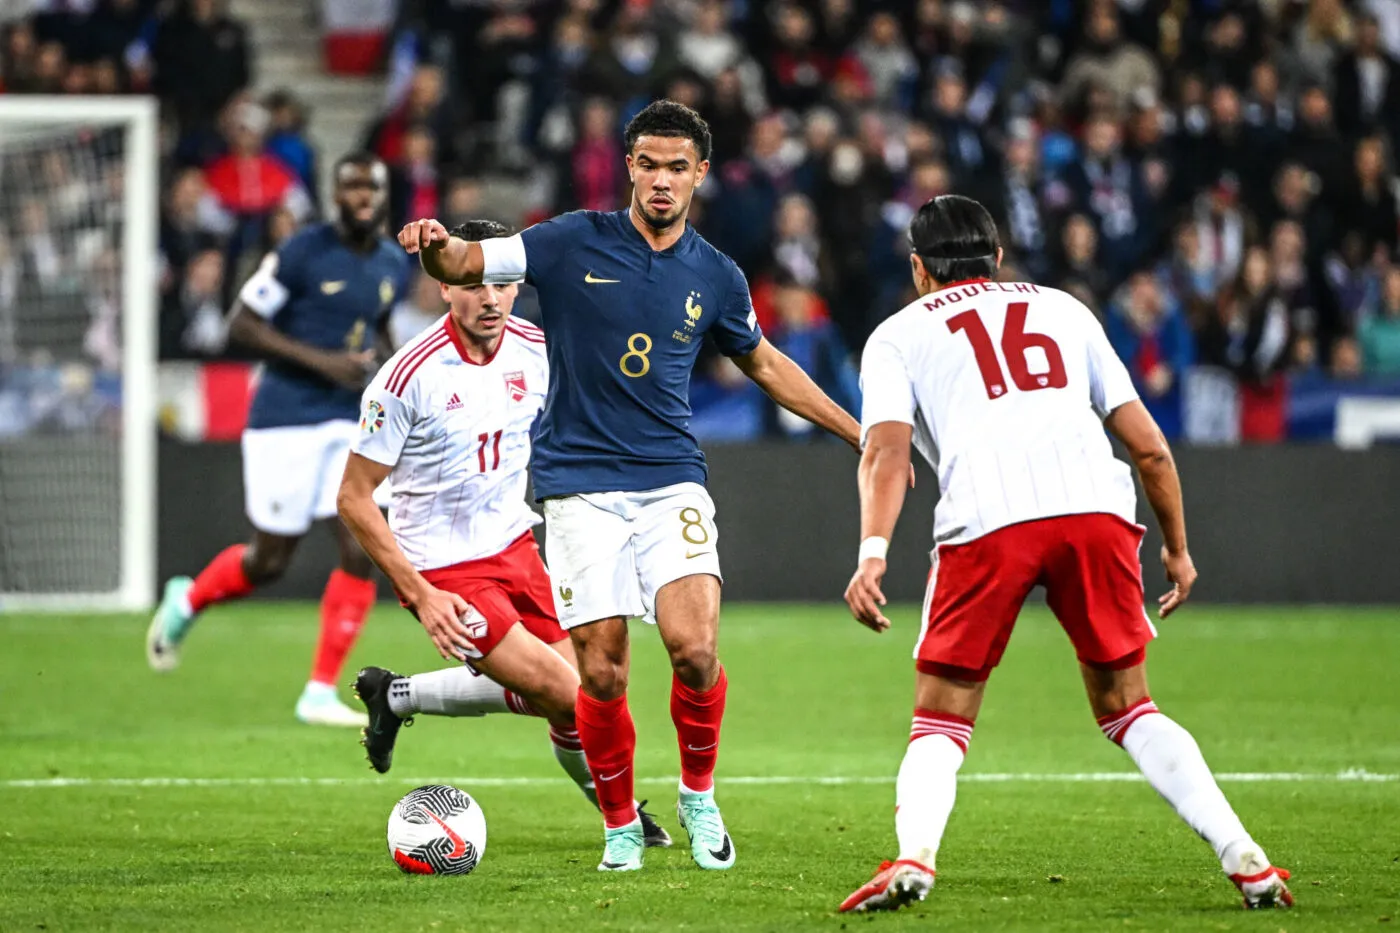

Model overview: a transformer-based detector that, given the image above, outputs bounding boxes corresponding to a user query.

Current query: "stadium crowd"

[4,0,1400,442]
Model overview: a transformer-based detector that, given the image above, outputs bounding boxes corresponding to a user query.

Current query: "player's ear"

[909,252,928,290]
[694,159,710,188]
[439,281,451,304]
[995,246,1004,270]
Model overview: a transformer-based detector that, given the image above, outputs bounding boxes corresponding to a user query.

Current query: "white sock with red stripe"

[388,668,539,718]
[549,724,600,807]
[895,709,973,869]
[1100,698,1263,875]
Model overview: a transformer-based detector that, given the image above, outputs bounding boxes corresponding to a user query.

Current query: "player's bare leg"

[569,616,646,870]
[147,530,299,672]
[1083,659,1293,908]
[841,670,985,912]
[293,522,375,727]
[655,573,735,870]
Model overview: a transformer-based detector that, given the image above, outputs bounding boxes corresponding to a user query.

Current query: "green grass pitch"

[2,603,1398,932]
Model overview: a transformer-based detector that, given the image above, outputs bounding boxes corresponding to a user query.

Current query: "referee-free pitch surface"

[2,603,1396,931]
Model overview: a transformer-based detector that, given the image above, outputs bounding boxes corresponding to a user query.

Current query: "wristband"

[858,536,889,563]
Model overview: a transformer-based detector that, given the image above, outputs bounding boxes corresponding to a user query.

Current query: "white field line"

[1,770,1395,790]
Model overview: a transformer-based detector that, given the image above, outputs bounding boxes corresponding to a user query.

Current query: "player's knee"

[242,544,291,584]
[667,640,719,691]
[578,655,628,701]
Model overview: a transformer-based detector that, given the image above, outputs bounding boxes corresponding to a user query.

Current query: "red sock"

[187,545,255,614]
[671,666,727,793]
[575,689,637,828]
[309,570,376,686]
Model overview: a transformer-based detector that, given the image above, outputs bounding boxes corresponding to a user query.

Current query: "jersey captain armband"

[478,234,527,285]
[239,253,291,318]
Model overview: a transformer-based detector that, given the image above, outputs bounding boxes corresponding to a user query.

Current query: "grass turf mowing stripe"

[4,769,1396,789]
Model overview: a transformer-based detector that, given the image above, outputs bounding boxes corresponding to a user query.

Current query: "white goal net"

[0,98,157,611]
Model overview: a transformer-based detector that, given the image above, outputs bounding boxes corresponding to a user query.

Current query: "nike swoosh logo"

[584,272,621,284]
[685,550,712,560]
[419,805,465,858]
[321,280,346,294]
[686,742,717,752]
[709,834,732,862]
[598,769,628,782]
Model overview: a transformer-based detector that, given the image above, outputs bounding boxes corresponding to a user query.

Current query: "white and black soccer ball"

[386,784,487,875]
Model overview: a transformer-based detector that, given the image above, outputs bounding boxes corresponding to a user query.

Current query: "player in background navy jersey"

[148,153,409,728]
[400,100,863,872]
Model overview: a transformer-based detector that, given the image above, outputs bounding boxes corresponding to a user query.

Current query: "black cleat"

[352,666,410,774]
[638,799,673,848]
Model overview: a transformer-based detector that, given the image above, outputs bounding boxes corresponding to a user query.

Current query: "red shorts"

[411,531,567,660]
[916,513,1156,680]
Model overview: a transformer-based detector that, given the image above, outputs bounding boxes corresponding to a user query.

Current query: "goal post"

[0,96,158,612]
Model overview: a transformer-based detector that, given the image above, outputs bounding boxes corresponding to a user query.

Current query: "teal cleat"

[145,576,195,672]
[597,819,645,872]
[677,788,735,870]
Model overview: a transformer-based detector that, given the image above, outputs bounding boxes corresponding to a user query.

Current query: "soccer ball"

[386,784,487,875]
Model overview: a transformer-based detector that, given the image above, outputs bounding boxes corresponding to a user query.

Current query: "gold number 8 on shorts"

[620,333,652,378]
[679,506,709,545]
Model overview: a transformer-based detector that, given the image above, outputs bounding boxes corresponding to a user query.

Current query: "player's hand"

[1158,546,1196,619]
[398,218,450,255]
[845,558,891,633]
[408,584,476,661]
[317,349,376,389]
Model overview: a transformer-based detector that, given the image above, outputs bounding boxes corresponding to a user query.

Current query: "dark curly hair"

[449,220,512,242]
[623,99,713,163]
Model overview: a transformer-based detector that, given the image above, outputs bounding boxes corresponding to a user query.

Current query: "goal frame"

[0,96,159,612]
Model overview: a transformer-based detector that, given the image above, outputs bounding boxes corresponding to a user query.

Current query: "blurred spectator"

[1192,175,1251,293]
[158,166,220,295]
[159,247,226,358]
[1156,221,1220,323]
[708,112,800,273]
[925,63,992,188]
[1291,0,1353,87]
[389,272,446,352]
[1052,213,1111,311]
[1106,271,1193,439]
[583,0,679,120]
[1063,113,1150,285]
[365,64,456,169]
[153,0,250,131]
[203,101,310,225]
[678,0,742,80]
[1336,135,1399,259]
[1288,84,1348,196]
[388,124,440,230]
[851,11,917,112]
[764,3,833,112]
[566,97,626,212]
[1197,248,1294,443]
[762,274,859,438]
[1060,4,1160,114]
[441,176,488,228]
[985,119,1056,282]
[263,90,319,206]
[1333,14,1400,142]
[1360,266,1400,375]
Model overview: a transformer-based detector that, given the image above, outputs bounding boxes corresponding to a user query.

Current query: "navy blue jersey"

[242,223,409,429]
[486,210,762,498]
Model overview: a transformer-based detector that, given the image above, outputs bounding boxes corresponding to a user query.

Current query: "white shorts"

[542,482,722,629]
[242,420,389,536]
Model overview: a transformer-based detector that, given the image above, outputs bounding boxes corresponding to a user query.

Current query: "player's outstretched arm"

[732,338,861,449]
[336,453,477,661]
[1104,400,1197,618]
[397,218,485,286]
[845,422,913,633]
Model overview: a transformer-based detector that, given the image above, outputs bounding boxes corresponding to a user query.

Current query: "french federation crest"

[504,370,527,402]
[380,277,396,308]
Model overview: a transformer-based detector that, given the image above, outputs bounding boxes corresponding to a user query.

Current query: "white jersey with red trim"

[354,314,548,570]
[860,279,1141,546]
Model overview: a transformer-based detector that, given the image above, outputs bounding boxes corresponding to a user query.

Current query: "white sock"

[1116,709,1261,874]
[895,733,965,869]
[391,668,538,718]
[549,724,599,807]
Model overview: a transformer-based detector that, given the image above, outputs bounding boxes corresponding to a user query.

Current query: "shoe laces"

[680,796,725,850]
[605,825,644,861]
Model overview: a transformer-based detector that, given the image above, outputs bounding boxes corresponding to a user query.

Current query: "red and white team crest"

[504,371,527,402]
